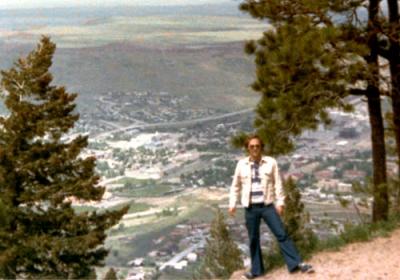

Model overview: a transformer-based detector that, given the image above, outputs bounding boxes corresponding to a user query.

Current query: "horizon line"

[0,1,236,11]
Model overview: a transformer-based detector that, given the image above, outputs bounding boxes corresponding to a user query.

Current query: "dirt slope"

[231,228,400,280]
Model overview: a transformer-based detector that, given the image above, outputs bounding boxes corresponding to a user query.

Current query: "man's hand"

[275,205,284,216]
[228,207,236,216]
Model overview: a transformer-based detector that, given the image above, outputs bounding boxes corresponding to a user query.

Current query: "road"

[159,238,206,271]
[93,108,253,139]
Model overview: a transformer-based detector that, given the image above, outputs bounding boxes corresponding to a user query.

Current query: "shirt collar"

[245,156,266,165]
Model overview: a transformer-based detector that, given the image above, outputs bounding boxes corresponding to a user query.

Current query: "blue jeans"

[245,203,301,275]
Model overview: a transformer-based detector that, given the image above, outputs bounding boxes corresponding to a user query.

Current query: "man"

[229,135,313,279]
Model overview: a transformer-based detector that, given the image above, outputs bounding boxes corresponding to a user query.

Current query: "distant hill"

[0,41,258,112]
[0,2,264,113]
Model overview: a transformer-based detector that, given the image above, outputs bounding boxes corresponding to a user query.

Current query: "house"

[314,169,335,180]
[316,179,339,192]
[343,169,367,180]
[337,182,352,192]
[282,172,305,181]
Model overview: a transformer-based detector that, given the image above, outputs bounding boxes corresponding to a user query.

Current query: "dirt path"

[231,228,400,280]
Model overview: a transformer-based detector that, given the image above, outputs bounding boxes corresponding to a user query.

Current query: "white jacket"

[229,156,285,209]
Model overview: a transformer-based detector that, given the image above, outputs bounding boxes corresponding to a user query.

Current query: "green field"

[111,178,176,197]
[73,200,151,214]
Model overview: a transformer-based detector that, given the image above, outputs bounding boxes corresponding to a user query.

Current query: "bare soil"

[231,228,400,280]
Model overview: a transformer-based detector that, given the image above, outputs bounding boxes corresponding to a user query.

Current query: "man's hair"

[244,135,265,150]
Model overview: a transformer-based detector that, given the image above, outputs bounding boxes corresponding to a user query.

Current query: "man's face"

[247,138,262,159]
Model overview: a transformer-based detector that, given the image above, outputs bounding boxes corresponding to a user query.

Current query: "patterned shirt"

[250,161,265,204]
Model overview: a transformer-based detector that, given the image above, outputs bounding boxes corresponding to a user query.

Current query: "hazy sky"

[0,0,232,10]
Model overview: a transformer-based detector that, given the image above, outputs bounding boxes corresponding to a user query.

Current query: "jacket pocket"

[240,174,249,185]
[261,170,273,186]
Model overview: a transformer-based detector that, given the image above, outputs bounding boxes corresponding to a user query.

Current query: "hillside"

[231,228,400,280]
[0,3,265,113]
[0,41,258,112]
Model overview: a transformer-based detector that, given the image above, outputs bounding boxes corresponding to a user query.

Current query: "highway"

[93,108,253,139]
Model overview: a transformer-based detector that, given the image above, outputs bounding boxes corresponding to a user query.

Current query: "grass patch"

[112,183,174,198]
[110,177,178,197]
[72,205,98,214]
[111,201,215,238]
[74,200,151,216]
[103,200,152,214]
[127,202,152,214]
[318,215,400,252]
[115,177,155,186]
[338,223,371,243]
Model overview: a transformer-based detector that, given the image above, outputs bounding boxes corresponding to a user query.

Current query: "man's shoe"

[242,271,260,279]
[297,263,314,273]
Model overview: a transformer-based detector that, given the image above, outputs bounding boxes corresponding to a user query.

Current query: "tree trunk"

[387,0,400,212]
[367,0,389,221]
[367,87,389,221]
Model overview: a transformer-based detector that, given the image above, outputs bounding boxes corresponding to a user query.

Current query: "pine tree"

[236,0,390,222]
[196,208,243,279]
[282,177,317,256]
[0,37,128,279]
[103,267,118,280]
